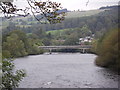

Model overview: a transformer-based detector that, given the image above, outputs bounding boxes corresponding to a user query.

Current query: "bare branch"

[0,0,66,24]
[86,0,89,6]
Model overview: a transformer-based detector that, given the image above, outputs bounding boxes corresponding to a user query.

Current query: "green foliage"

[80,24,92,37]
[2,6,118,39]
[3,33,28,57]
[33,28,46,39]
[27,38,44,55]
[1,58,26,89]
[90,40,98,53]
[66,9,105,18]
[95,28,119,71]
[2,30,44,58]
[2,50,11,58]
[1,30,28,89]
[64,33,79,45]
[42,38,52,46]
[46,26,93,45]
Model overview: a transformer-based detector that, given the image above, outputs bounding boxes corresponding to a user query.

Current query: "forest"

[2,5,119,57]
[2,6,119,39]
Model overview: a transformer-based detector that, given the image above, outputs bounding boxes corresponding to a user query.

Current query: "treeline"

[50,25,93,45]
[99,5,120,10]
[2,6,119,39]
[92,28,119,71]
[3,25,93,46]
[2,30,44,58]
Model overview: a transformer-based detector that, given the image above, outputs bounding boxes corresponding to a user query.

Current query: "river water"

[14,53,119,88]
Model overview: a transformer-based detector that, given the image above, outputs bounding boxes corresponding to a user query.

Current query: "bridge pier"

[80,49,87,53]
[82,49,85,53]
[49,49,52,54]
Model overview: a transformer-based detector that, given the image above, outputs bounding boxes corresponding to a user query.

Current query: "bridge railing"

[39,45,92,49]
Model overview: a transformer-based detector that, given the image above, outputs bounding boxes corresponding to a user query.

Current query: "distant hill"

[99,5,120,10]
[2,5,119,41]
[11,8,104,20]
[56,9,68,14]
[65,9,105,18]
[1,5,119,21]
[7,9,106,22]
[1,5,119,33]
[66,5,119,18]
[1,8,105,29]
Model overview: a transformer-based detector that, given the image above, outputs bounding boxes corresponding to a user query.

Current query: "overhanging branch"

[0,0,66,24]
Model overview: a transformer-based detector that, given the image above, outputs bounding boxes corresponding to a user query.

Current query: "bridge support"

[82,49,85,53]
[49,49,52,54]
[80,49,86,53]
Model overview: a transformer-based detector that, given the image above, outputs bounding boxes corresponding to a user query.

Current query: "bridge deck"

[39,45,92,49]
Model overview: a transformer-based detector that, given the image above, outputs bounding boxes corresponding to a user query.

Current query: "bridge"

[39,45,92,54]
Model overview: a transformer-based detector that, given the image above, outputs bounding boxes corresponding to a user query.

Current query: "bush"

[95,28,119,71]
[1,58,26,89]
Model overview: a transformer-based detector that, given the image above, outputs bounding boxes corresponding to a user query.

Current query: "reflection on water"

[14,53,119,88]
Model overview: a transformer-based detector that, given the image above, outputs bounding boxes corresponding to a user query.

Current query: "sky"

[13,0,119,11]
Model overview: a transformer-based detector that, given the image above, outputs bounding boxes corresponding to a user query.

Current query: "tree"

[81,24,92,37]
[0,0,66,24]
[0,0,66,89]
[27,38,44,55]
[46,32,52,39]
[3,33,27,57]
[33,28,46,39]
[95,28,120,71]
[2,58,26,89]
[2,29,46,88]
[64,33,79,45]
[2,30,44,57]
[42,38,51,46]
[0,0,91,88]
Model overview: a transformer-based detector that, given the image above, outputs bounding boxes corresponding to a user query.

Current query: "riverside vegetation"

[1,5,120,88]
[93,28,119,72]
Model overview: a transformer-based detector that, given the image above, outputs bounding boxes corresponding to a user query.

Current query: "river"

[14,53,119,88]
